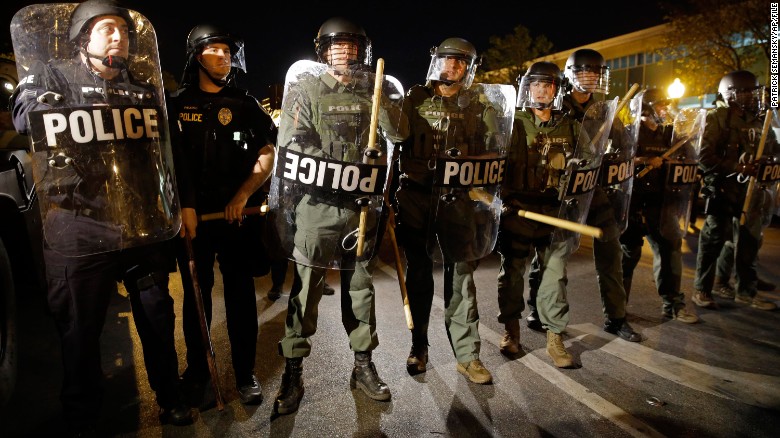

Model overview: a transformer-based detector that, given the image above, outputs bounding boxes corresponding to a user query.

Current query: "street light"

[667,78,685,99]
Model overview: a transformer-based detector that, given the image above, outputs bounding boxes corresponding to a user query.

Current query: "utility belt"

[305,189,363,210]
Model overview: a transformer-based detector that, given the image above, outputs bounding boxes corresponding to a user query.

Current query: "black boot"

[350,352,391,401]
[603,318,642,343]
[274,358,304,415]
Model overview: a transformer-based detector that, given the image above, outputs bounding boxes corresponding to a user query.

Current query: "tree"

[660,0,769,95]
[477,25,553,84]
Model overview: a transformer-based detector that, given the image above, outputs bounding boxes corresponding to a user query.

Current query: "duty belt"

[399,177,431,193]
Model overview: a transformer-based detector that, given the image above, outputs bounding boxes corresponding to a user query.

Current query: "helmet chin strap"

[81,47,128,72]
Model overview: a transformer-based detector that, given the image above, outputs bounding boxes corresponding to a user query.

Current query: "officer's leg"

[694,213,729,296]
[620,215,645,301]
[218,221,261,389]
[733,221,759,297]
[122,243,192,423]
[45,247,116,431]
[398,224,434,346]
[444,260,481,363]
[496,211,536,353]
[278,263,324,358]
[536,241,575,367]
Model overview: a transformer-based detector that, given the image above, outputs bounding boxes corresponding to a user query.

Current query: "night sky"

[3,1,666,101]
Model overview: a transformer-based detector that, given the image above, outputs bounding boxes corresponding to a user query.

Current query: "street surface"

[2,216,779,437]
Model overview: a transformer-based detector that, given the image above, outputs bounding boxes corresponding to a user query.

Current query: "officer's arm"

[11,61,64,134]
[698,109,726,175]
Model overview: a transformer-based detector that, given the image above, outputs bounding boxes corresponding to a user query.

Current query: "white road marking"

[377,262,666,438]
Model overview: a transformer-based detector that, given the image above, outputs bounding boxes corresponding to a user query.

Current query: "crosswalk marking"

[567,323,780,409]
[377,262,665,437]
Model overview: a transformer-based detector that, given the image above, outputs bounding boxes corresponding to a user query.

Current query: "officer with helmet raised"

[170,23,277,408]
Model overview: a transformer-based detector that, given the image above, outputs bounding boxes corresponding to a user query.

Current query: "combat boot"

[406,342,428,375]
[350,351,391,401]
[603,318,642,342]
[274,358,304,415]
[546,331,574,368]
[499,319,521,356]
[713,277,735,299]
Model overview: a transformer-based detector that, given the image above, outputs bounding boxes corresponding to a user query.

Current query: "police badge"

[218,107,232,125]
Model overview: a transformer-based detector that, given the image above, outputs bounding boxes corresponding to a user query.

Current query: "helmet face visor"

[316,35,371,69]
[566,65,609,94]
[517,75,562,110]
[426,52,477,88]
[725,87,765,115]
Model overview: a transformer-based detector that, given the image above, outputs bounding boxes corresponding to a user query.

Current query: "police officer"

[395,37,494,383]
[620,89,699,323]
[272,17,409,415]
[170,24,277,406]
[498,62,579,367]
[11,0,192,432]
[693,70,777,310]
[560,49,640,341]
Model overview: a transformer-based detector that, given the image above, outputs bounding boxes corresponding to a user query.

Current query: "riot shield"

[601,91,643,233]
[268,60,404,269]
[741,109,780,239]
[554,97,618,255]
[426,83,515,263]
[659,108,706,240]
[10,4,180,257]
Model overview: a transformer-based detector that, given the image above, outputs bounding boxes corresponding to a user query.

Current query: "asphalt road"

[2,216,780,437]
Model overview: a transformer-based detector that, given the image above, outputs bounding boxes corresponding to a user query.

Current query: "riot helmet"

[718,70,765,115]
[426,37,480,89]
[182,24,246,88]
[641,88,672,125]
[69,0,135,67]
[314,17,372,71]
[564,48,609,94]
[517,61,564,110]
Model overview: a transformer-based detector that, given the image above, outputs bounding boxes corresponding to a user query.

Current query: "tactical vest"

[398,85,486,186]
[506,109,576,196]
[633,123,671,194]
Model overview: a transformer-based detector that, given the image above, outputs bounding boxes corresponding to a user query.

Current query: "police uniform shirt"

[171,86,276,212]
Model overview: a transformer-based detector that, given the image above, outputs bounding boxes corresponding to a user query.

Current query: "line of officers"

[8,2,778,435]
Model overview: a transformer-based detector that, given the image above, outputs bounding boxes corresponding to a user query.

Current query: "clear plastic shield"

[554,97,618,254]
[659,108,706,240]
[743,160,780,238]
[427,83,515,263]
[10,4,180,257]
[268,60,404,269]
[601,91,643,233]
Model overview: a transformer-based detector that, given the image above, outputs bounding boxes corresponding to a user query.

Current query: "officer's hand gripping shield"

[554,97,618,255]
[268,60,405,269]
[426,83,515,263]
[658,108,706,240]
[10,3,180,257]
